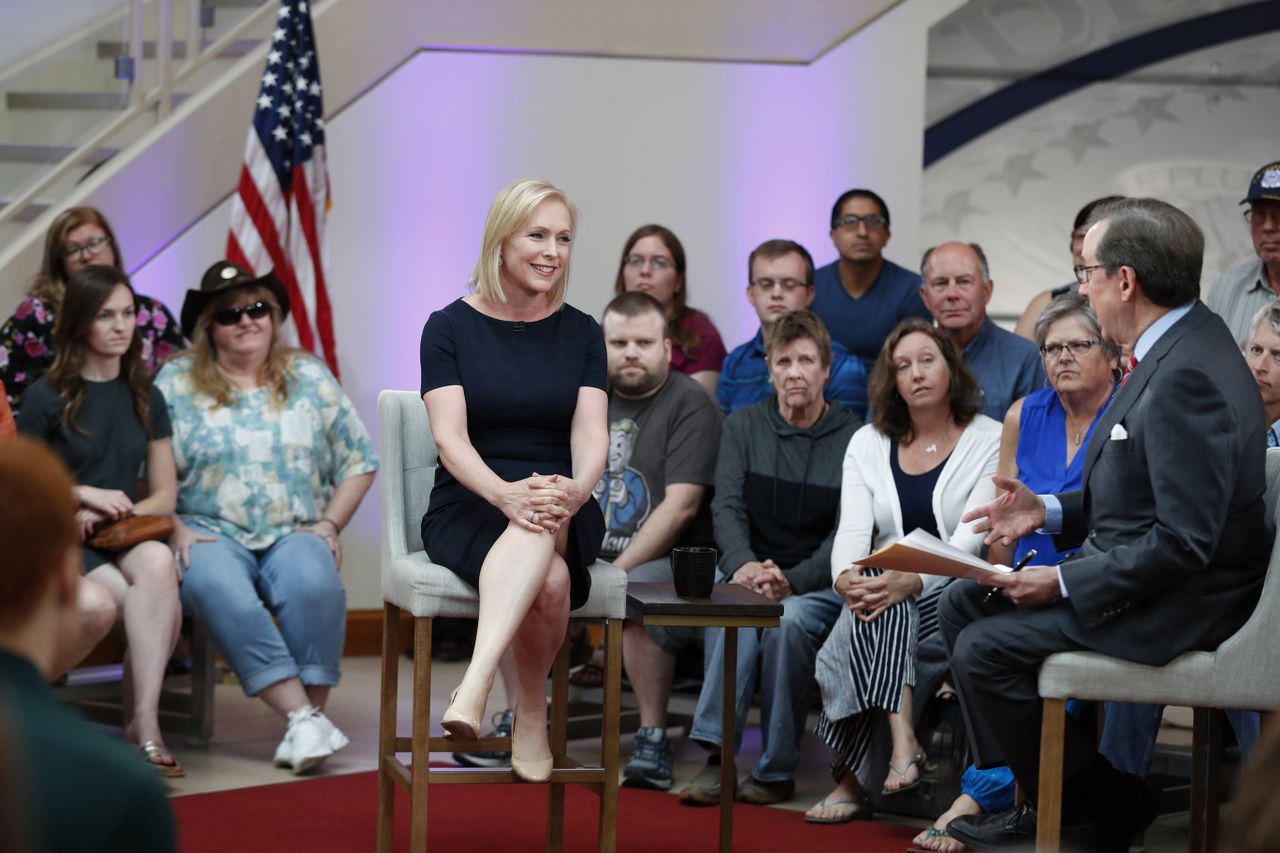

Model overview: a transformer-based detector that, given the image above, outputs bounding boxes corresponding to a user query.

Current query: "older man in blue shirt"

[717,239,868,420]
[919,241,1044,420]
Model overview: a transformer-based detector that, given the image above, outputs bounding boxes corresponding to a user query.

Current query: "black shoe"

[1095,774,1158,853]
[451,708,513,768]
[947,802,1097,851]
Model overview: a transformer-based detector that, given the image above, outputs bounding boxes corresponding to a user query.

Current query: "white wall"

[125,0,964,609]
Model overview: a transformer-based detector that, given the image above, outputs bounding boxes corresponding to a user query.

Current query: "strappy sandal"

[140,741,185,778]
[882,751,925,795]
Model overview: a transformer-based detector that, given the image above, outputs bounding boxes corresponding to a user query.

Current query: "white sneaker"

[286,706,350,775]
[273,726,295,768]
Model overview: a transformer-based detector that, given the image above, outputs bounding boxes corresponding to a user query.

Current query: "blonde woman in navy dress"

[419,178,608,782]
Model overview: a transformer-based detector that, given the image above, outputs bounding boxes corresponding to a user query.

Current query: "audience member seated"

[919,242,1045,420]
[811,188,930,374]
[805,318,999,825]
[16,265,183,777]
[1013,196,1126,341]
[717,239,868,420]
[678,310,860,808]
[157,261,377,775]
[615,224,726,393]
[911,293,1118,851]
[0,438,175,852]
[0,207,185,412]
[588,292,722,791]
[1246,300,1280,444]
[1206,161,1280,346]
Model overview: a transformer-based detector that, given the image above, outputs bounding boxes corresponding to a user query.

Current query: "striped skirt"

[814,572,946,781]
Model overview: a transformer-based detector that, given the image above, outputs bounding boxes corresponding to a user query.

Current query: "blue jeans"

[689,586,842,783]
[180,526,346,697]
[1100,702,1260,775]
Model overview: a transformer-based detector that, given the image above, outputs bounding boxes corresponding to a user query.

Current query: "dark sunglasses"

[213,301,271,326]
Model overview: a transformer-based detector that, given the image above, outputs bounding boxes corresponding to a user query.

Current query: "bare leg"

[304,685,331,710]
[258,678,314,718]
[450,522,558,722]
[495,648,519,710]
[623,623,675,728]
[88,542,182,748]
[48,577,117,679]
[509,552,570,764]
[885,684,923,792]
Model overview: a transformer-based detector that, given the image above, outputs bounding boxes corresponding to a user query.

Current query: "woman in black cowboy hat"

[156,260,378,775]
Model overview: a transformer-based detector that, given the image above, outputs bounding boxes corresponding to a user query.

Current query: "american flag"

[226,0,338,377]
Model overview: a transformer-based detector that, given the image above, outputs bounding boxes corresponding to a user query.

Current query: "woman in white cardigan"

[805,318,1001,824]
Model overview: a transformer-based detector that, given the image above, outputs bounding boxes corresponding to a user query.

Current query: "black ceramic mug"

[671,546,717,598]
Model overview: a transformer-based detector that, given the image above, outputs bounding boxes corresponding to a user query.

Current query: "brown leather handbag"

[88,514,175,552]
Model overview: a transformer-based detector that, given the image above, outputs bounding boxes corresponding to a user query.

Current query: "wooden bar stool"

[375,390,626,852]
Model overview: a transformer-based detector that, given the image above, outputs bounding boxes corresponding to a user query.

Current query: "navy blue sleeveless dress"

[418,298,607,610]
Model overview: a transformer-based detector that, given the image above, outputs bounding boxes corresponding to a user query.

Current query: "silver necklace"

[925,443,938,454]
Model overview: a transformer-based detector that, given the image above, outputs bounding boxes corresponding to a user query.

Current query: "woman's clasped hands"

[835,565,922,623]
[502,472,586,534]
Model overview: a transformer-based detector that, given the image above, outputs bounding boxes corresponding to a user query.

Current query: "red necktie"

[1121,353,1138,385]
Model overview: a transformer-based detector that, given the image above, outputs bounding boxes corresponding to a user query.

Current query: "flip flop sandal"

[907,824,966,852]
[881,751,926,796]
[803,795,873,824]
[140,741,185,778]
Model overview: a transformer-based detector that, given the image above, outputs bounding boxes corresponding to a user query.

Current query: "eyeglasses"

[624,255,673,272]
[1073,264,1106,284]
[213,301,271,326]
[62,235,111,259]
[1246,343,1280,369]
[834,214,888,231]
[751,278,808,293]
[924,275,982,294]
[1244,207,1280,226]
[1040,339,1103,359]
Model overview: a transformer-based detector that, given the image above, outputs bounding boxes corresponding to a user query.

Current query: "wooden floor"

[125,655,1200,850]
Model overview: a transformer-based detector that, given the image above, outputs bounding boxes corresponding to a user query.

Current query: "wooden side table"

[625,582,782,853]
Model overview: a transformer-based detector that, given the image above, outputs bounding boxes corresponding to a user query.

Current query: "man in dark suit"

[937,197,1270,851]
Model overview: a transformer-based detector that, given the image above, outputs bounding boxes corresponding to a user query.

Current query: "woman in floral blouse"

[0,207,186,412]
[156,260,377,775]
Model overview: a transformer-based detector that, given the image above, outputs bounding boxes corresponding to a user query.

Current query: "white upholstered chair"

[375,390,626,852]
[1034,448,1280,852]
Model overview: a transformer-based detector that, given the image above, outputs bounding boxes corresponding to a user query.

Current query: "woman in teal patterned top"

[155,261,377,775]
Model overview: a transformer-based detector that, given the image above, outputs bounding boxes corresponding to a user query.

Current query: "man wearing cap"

[717,239,868,419]
[1206,161,1280,346]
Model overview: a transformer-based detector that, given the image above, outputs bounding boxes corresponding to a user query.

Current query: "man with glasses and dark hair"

[918,241,1044,420]
[717,239,868,418]
[811,189,931,374]
[940,197,1269,851]
[1207,161,1280,346]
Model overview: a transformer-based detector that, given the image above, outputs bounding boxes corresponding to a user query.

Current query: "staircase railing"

[0,0,278,230]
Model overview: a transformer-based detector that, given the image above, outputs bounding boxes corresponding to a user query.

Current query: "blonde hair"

[186,286,293,408]
[469,178,577,310]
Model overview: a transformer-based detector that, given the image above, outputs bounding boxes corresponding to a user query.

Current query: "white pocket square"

[1110,424,1129,441]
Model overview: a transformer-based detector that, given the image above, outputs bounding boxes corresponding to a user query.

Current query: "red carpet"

[172,769,920,852]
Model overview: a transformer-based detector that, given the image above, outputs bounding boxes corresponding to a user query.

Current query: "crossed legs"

[450,521,570,768]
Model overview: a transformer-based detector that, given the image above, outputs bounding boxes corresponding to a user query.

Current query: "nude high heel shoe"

[510,709,553,783]
[441,686,481,741]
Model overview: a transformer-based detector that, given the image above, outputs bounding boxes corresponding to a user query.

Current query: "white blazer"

[830,416,1002,597]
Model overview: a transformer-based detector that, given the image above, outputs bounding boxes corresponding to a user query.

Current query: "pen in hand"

[984,548,1037,603]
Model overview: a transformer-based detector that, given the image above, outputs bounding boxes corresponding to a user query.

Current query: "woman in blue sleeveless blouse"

[914,294,1119,851]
